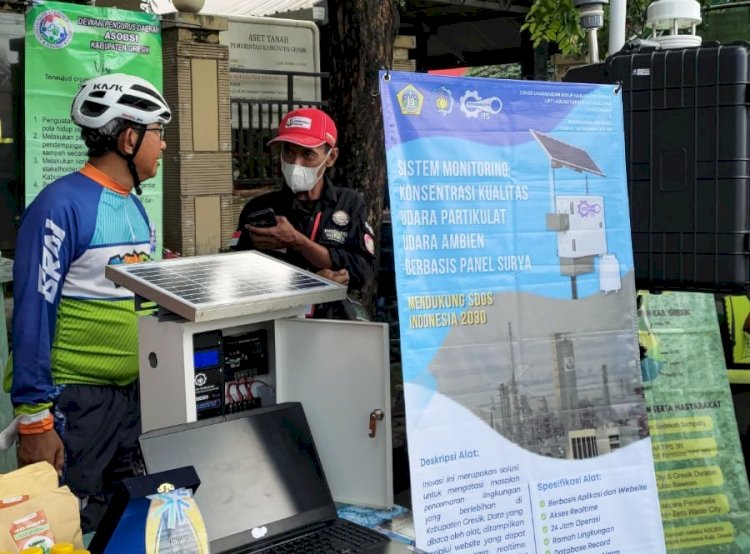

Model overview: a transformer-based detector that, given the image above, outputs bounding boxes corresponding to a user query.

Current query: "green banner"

[639,291,750,552]
[24,1,163,255]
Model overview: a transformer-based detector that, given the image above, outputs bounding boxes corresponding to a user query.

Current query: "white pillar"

[609,0,627,54]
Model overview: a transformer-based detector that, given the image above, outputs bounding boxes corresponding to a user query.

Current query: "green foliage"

[466,64,523,79]
[524,0,725,57]
[521,0,584,55]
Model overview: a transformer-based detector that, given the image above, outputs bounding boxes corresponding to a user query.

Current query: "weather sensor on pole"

[646,0,702,49]
[573,0,609,63]
[532,130,621,299]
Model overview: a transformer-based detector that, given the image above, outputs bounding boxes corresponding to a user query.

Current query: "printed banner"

[380,71,665,554]
[639,291,750,553]
[25,1,163,254]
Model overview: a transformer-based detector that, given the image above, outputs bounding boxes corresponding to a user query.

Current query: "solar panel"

[530,129,605,176]
[105,251,347,322]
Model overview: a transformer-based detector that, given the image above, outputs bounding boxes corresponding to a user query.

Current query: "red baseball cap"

[268,108,337,148]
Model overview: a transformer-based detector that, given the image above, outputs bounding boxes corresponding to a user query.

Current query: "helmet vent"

[80,100,110,117]
[132,84,167,105]
[119,94,160,112]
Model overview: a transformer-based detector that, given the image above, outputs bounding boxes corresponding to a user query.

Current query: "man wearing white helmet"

[9,73,170,532]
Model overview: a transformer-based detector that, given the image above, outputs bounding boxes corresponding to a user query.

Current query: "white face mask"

[281,149,332,193]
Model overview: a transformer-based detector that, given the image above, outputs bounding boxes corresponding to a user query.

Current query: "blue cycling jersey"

[10,163,154,414]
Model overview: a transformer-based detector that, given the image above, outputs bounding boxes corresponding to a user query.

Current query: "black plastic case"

[566,43,750,293]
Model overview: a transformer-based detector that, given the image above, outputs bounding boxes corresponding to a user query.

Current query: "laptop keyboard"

[256,519,388,553]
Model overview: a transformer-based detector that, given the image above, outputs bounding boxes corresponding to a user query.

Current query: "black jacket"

[232,179,376,291]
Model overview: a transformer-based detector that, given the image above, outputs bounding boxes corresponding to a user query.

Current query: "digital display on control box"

[194,349,220,370]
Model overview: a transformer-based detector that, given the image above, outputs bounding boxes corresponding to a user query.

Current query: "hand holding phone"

[245,207,277,228]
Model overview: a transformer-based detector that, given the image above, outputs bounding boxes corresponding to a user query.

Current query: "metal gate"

[230,67,328,189]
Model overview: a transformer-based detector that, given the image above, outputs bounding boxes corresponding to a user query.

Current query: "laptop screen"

[139,402,337,552]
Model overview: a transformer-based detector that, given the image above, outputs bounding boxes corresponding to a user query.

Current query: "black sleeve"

[231,196,270,251]
[328,192,376,291]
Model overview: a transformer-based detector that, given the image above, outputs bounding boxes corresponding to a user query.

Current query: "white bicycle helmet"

[71,73,171,129]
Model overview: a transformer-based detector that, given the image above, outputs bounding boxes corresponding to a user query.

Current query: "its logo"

[577,200,601,218]
[92,83,123,92]
[323,228,347,244]
[285,116,312,129]
[156,483,175,493]
[331,210,349,226]
[38,218,66,304]
[195,373,207,387]
[149,222,157,254]
[396,85,424,115]
[108,251,151,266]
[434,86,454,116]
[460,90,503,119]
[364,233,375,255]
[251,526,268,539]
[34,10,73,49]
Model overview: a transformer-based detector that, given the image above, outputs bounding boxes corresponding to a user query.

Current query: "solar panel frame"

[105,251,347,322]
[530,129,605,177]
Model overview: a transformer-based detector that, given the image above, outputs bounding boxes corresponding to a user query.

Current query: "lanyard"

[309,211,322,241]
[305,211,324,319]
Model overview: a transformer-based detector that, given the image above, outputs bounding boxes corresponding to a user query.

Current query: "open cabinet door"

[275,318,393,509]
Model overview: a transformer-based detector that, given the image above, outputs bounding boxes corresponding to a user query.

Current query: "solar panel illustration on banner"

[105,251,346,322]
[531,130,605,176]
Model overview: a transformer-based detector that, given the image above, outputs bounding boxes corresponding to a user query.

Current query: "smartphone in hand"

[245,207,277,228]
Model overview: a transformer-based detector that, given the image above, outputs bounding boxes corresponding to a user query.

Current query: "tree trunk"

[326,0,397,315]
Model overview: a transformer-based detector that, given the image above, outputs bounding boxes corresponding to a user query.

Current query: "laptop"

[139,402,423,553]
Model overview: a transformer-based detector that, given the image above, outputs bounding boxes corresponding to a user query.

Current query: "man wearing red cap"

[231,107,376,319]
